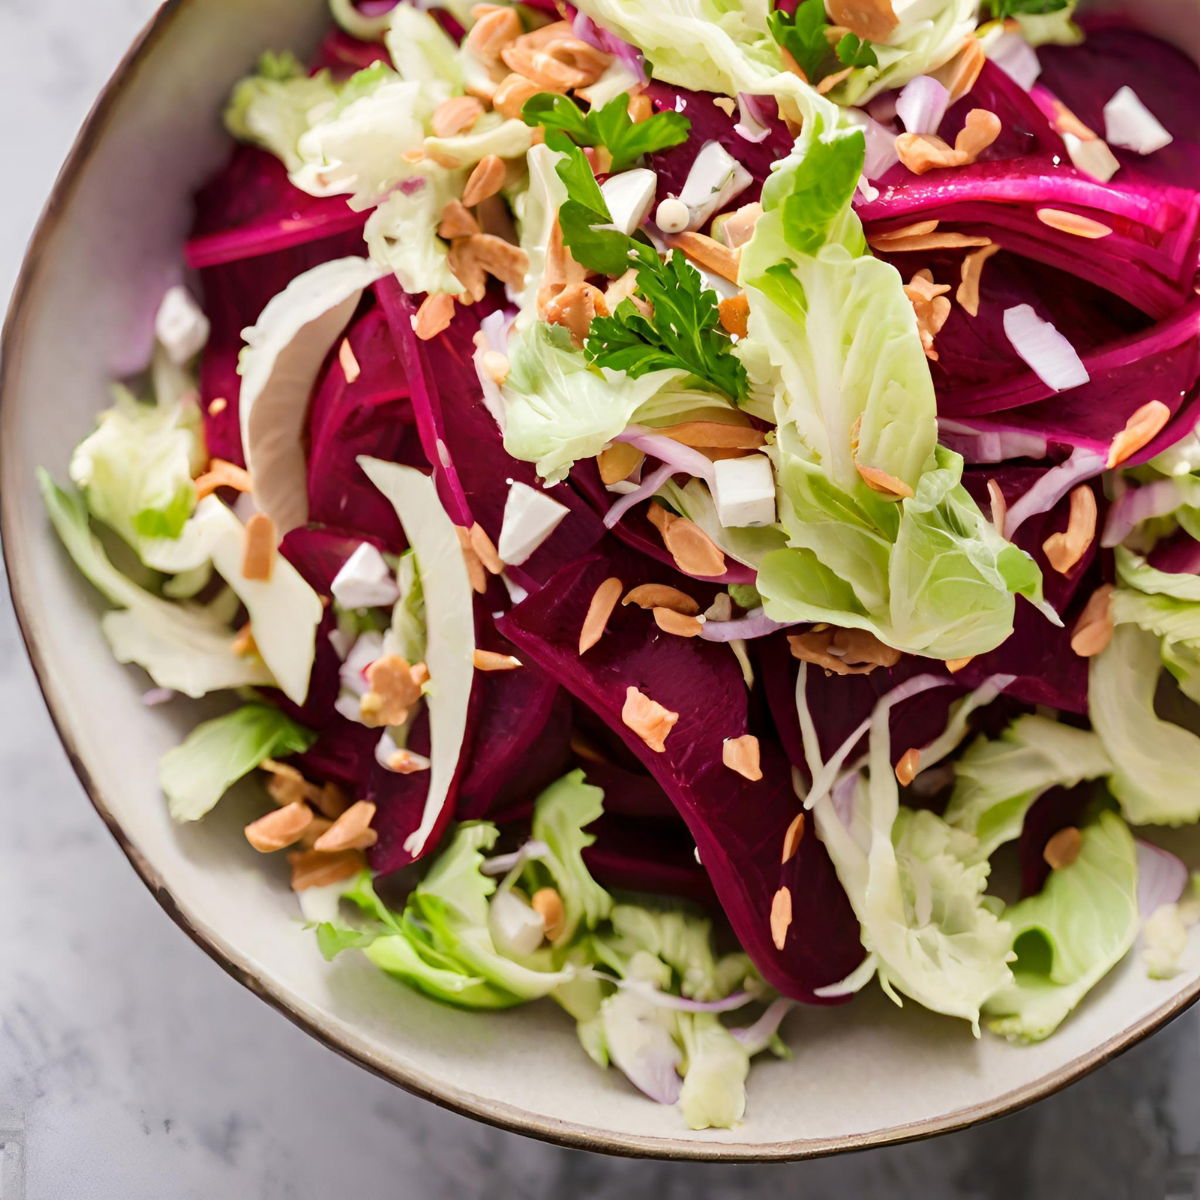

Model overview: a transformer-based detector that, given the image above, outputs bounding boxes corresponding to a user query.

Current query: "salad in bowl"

[38,0,1200,1132]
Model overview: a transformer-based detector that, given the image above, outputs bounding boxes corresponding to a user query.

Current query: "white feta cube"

[155,285,210,365]
[600,168,658,235]
[498,481,570,566]
[712,454,776,528]
[331,542,399,610]
[1104,86,1173,155]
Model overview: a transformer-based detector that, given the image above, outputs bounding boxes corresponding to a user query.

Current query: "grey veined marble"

[2,3,1200,1197]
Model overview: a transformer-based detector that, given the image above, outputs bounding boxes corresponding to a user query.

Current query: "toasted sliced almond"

[387,748,432,774]
[339,338,361,383]
[722,734,763,781]
[872,219,940,242]
[655,420,764,450]
[410,662,431,688]
[474,649,523,670]
[360,654,423,728]
[500,42,589,90]
[455,525,489,595]
[459,232,529,289]
[627,92,653,123]
[661,517,727,578]
[479,350,510,385]
[462,154,507,208]
[313,800,378,853]
[438,198,481,240]
[904,270,952,361]
[781,813,805,864]
[1071,584,1114,658]
[261,758,312,807]
[530,887,566,941]
[647,502,673,534]
[1036,208,1113,239]
[287,848,367,891]
[432,95,485,139]
[299,817,334,849]
[464,5,522,63]
[895,132,967,175]
[414,292,456,342]
[653,607,703,638]
[895,747,921,787]
[1043,826,1082,870]
[543,281,609,343]
[208,396,228,416]
[245,802,313,853]
[1043,484,1097,575]
[770,886,792,951]
[622,584,700,615]
[828,0,897,42]
[987,478,1007,532]
[718,293,750,339]
[195,458,253,500]
[1108,400,1171,468]
[493,72,542,119]
[468,522,503,575]
[816,66,854,95]
[667,232,740,284]
[312,781,350,820]
[603,268,640,311]
[945,656,974,673]
[241,512,277,582]
[856,463,915,499]
[1048,96,1096,141]
[788,627,901,675]
[957,242,1002,318]
[621,686,679,753]
[871,231,994,254]
[580,576,623,654]
[955,108,1002,159]
[598,442,644,485]
[932,34,986,103]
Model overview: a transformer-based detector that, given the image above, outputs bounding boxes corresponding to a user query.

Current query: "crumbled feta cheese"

[679,141,752,229]
[712,455,777,528]
[155,285,211,366]
[331,542,400,610]
[1103,86,1173,155]
[600,169,658,236]
[497,481,570,566]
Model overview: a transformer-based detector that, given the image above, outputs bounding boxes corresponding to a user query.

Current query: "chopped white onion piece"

[987,32,1041,91]
[155,285,210,366]
[498,481,570,566]
[1103,86,1173,155]
[1002,304,1090,392]
[895,76,950,135]
[678,141,753,229]
[488,889,546,958]
[599,168,658,235]
[1063,132,1120,183]
[331,542,400,610]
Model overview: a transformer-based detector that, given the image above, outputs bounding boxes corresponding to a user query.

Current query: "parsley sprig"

[585,246,748,401]
[522,93,690,172]
[766,0,877,83]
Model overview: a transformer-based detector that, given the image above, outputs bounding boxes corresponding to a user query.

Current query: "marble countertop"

[2,3,1199,1197]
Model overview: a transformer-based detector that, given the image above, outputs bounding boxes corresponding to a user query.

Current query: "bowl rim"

[3,0,1199,1163]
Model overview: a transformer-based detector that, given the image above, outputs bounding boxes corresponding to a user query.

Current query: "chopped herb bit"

[522,93,690,172]
[586,246,748,401]
[835,33,878,68]
[767,0,835,83]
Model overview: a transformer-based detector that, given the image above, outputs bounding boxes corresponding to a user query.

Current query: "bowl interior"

[4,0,1200,1159]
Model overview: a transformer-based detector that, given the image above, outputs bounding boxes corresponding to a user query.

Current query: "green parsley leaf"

[586,247,748,401]
[522,92,689,171]
[982,0,1069,17]
[835,33,878,68]
[766,0,833,82]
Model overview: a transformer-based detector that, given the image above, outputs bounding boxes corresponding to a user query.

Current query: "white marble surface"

[3,2,1200,1196]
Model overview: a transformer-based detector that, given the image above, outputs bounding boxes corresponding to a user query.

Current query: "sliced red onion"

[734,92,773,143]
[1004,446,1107,538]
[619,428,718,486]
[1101,479,1184,548]
[603,460,675,528]
[1002,305,1091,393]
[848,110,900,182]
[867,93,898,125]
[698,608,792,641]
[142,687,175,707]
[604,996,683,1105]
[938,418,1049,464]
[1136,840,1189,918]
[896,76,951,135]
[570,8,646,80]
[988,32,1042,91]
[618,980,755,1013]
[730,998,795,1052]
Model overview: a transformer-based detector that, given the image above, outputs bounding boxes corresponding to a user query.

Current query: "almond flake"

[652,607,703,638]
[932,35,986,103]
[781,813,805,863]
[241,512,277,582]
[438,199,481,240]
[479,350,510,385]
[667,232,741,283]
[987,478,1007,532]
[945,656,974,673]
[1043,484,1097,575]
[894,747,921,787]
[455,525,488,594]
[1071,584,1114,658]
[543,281,609,344]
[816,66,854,95]
[462,154,507,208]
[530,887,566,941]
[1108,400,1171,468]
[868,231,993,254]
[300,817,334,849]
[388,749,432,775]
[493,72,542,119]
[338,338,361,383]
[579,576,623,654]
[456,232,529,290]
[770,886,793,951]
[313,800,378,853]
[957,243,1002,318]
[474,649,523,670]
[468,522,503,574]
[232,622,258,657]
[722,734,763,781]
[414,292,456,341]
[872,220,940,242]
[312,781,350,820]
[622,584,700,615]
[262,758,313,807]
[244,802,313,853]
[655,420,765,450]
[287,848,367,892]
[1036,208,1113,239]
[464,5,522,64]
[431,95,485,139]
[789,626,901,675]
[627,92,653,123]
[360,654,423,728]
[1043,825,1082,871]
[194,458,252,500]
[828,0,897,43]
[603,268,640,311]
[718,294,750,339]
[856,463,915,499]
[208,396,228,416]
[660,516,727,578]
[621,686,679,752]
[598,442,644,485]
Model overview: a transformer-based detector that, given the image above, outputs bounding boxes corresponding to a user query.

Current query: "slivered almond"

[872,220,940,243]
[789,627,901,675]
[871,232,993,254]
[1071,584,1114,658]
[723,734,763,781]
[895,133,966,175]
[464,5,522,63]
[500,42,591,90]
[244,802,313,853]
[287,848,367,892]
[647,502,673,534]
[339,338,361,383]
[956,109,1002,159]
[770,887,792,951]
[668,232,740,284]
[544,281,609,343]
[531,887,566,941]
[718,294,750,339]
[661,517,727,578]
[598,442,644,485]
[655,420,764,450]
[462,155,507,208]
[895,747,921,787]
[1107,400,1171,468]
[448,239,489,303]
[715,203,763,249]
[622,584,700,615]
[540,219,589,307]
[932,34,986,103]
[360,654,423,728]
[1048,96,1096,141]
[455,525,489,594]
[299,817,334,849]
[603,268,640,312]
[493,72,542,119]
[653,607,703,638]
[816,66,854,95]
[781,813,806,863]
[904,270,952,361]
[1043,485,1097,575]
[857,463,915,499]
[438,199,480,240]
[432,95,484,138]
[313,801,378,853]
[474,649,523,670]
[957,242,1002,318]
[621,686,679,752]
[414,292,456,341]
[580,576,623,654]
[1036,208,1113,239]
[312,781,350,820]
[261,758,315,807]
[469,522,503,574]
[946,656,974,673]
[194,458,252,500]
[517,20,573,47]
[987,478,1007,532]
[241,512,277,582]
[627,92,653,123]
[208,396,228,416]
[459,232,529,289]
[828,0,898,43]
[1043,826,1082,870]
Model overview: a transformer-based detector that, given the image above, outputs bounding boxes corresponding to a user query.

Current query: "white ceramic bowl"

[5,0,1200,1160]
